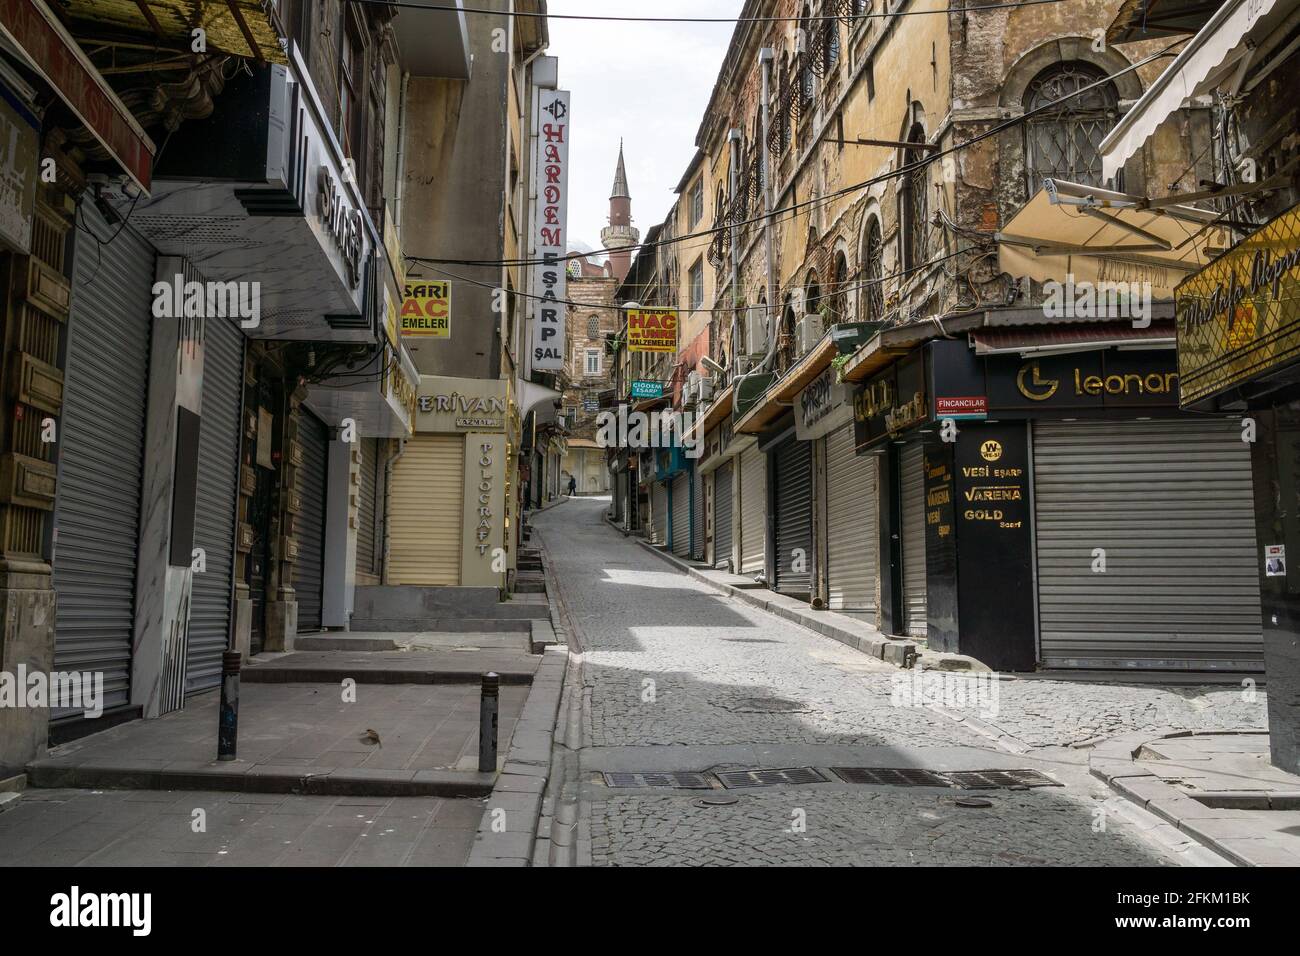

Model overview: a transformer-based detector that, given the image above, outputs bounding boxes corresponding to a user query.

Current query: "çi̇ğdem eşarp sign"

[530,89,570,371]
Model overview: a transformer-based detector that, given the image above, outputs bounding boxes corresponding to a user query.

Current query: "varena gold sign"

[1176,203,1300,405]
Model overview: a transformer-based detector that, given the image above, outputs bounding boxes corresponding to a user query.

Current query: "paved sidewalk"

[0,788,482,866]
[1092,729,1300,867]
[27,681,525,796]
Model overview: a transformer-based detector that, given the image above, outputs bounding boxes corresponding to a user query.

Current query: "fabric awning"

[971,320,1176,355]
[997,179,1231,300]
[1099,0,1294,180]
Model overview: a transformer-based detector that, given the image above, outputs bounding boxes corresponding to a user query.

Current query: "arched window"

[779,298,797,371]
[900,122,930,273]
[860,215,884,322]
[830,251,848,324]
[1023,61,1120,191]
[805,270,821,324]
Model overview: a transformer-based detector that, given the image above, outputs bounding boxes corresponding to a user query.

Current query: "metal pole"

[217,650,241,761]
[479,671,499,772]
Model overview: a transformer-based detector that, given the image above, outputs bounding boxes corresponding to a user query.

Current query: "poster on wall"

[626,308,679,353]
[530,88,570,371]
[401,280,451,337]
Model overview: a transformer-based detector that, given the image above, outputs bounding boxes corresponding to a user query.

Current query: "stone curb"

[24,760,495,798]
[466,644,569,867]
[618,521,920,670]
[1089,727,1298,867]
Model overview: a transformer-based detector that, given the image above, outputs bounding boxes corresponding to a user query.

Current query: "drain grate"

[602,771,713,789]
[831,767,1061,790]
[716,767,829,789]
[944,769,1060,790]
[832,767,951,788]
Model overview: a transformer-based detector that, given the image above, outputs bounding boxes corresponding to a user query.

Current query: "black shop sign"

[853,350,927,452]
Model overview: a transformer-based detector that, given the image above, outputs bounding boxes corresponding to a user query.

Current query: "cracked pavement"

[537,496,1263,867]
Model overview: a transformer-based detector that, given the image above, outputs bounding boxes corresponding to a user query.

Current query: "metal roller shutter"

[671,472,690,556]
[825,424,878,614]
[713,460,734,570]
[1033,419,1263,670]
[900,440,927,637]
[691,467,705,559]
[739,443,765,574]
[773,437,813,595]
[651,481,668,545]
[389,434,462,584]
[186,315,244,694]
[294,410,329,633]
[356,437,379,577]
[52,202,155,715]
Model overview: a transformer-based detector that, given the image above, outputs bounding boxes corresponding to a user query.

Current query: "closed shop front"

[824,423,878,615]
[356,437,382,580]
[52,202,156,715]
[738,442,765,575]
[671,471,690,556]
[691,466,705,559]
[771,435,813,596]
[651,480,668,545]
[294,409,330,633]
[186,316,244,693]
[713,460,734,569]
[1034,419,1263,670]
[389,434,464,585]
[900,439,927,637]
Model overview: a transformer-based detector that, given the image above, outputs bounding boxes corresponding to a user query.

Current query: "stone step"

[514,579,546,594]
[294,634,399,652]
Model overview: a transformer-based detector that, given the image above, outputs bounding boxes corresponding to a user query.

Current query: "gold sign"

[1177,203,1300,405]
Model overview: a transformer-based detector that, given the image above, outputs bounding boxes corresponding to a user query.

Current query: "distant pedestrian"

[568,475,577,496]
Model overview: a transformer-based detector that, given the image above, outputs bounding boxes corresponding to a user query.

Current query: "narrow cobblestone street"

[537,497,1266,867]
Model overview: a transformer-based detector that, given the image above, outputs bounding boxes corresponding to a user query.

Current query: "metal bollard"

[217,650,241,761]
[479,671,499,772]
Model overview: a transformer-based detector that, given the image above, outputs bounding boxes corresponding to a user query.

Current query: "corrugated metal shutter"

[356,437,379,577]
[739,443,765,574]
[713,460,734,569]
[52,202,155,715]
[389,434,462,585]
[186,315,244,694]
[825,424,878,613]
[1033,419,1263,670]
[671,472,690,556]
[773,437,813,595]
[691,467,705,559]
[294,410,329,633]
[900,440,927,637]
[651,481,668,545]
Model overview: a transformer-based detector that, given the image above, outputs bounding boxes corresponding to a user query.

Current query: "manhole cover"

[955,797,994,808]
[730,697,808,713]
[832,767,952,788]
[944,769,1060,790]
[716,767,829,789]
[602,772,713,789]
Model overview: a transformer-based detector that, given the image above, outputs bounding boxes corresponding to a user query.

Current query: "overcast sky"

[545,1,740,258]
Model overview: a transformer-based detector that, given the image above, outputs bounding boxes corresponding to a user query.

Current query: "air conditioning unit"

[796,313,824,355]
[734,354,753,375]
[697,378,715,403]
[745,305,768,355]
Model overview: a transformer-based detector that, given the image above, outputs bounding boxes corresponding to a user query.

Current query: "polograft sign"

[530,89,570,371]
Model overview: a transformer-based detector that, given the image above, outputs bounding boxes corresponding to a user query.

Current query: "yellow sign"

[980,439,1003,462]
[1177,203,1300,405]
[402,281,451,337]
[627,308,679,353]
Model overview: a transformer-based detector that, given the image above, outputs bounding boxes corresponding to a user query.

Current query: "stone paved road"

[537,496,1245,867]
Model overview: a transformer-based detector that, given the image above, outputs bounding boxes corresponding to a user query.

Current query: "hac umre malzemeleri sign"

[1176,203,1300,405]
[627,309,679,353]
[402,281,451,337]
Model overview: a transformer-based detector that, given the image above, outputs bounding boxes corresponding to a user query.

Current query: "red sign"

[935,395,988,418]
[0,0,153,191]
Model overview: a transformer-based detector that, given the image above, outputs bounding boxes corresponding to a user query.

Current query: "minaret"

[600,140,639,283]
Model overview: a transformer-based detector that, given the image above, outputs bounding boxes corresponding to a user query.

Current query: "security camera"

[700,355,726,376]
